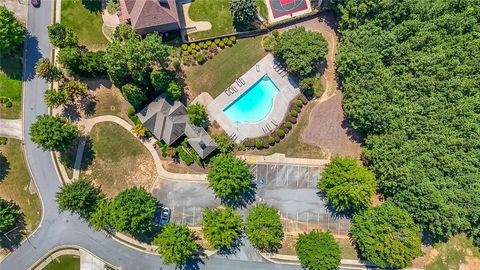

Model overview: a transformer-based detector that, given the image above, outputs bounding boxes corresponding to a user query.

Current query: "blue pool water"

[223,76,280,123]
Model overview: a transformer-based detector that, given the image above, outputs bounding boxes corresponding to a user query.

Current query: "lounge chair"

[236,80,242,87]
[256,64,260,72]
[232,85,238,92]
[225,90,231,96]
[240,78,246,85]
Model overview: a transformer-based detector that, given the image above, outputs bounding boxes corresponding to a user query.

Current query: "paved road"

[0,2,304,270]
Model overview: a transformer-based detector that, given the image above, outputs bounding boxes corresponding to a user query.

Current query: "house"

[119,0,180,35]
[137,96,217,159]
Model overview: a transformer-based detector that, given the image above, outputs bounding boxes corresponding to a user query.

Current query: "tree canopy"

[35,58,64,82]
[187,103,207,126]
[122,84,146,110]
[44,89,70,108]
[109,187,157,235]
[61,80,88,101]
[335,0,480,240]
[58,47,81,72]
[230,0,257,26]
[56,179,102,218]
[104,33,172,87]
[246,204,283,251]
[350,202,422,268]
[295,230,341,270]
[153,223,198,266]
[211,132,236,154]
[30,115,78,152]
[207,154,253,203]
[166,81,182,100]
[318,157,377,213]
[151,69,175,93]
[0,198,20,233]
[47,23,78,48]
[201,207,243,249]
[0,6,25,55]
[274,27,328,77]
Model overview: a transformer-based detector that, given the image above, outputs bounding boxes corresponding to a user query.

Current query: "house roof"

[137,95,217,158]
[120,0,179,30]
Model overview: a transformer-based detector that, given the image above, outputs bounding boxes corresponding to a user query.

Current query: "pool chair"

[225,90,231,96]
[235,80,242,87]
[280,71,288,77]
[271,120,278,127]
[256,64,260,72]
[240,78,246,85]
[232,85,238,92]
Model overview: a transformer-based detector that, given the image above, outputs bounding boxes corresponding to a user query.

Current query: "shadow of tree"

[340,118,365,146]
[0,153,10,182]
[221,183,257,209]
[79,92,97,116]
[81,0,103,12]
[60,136,96,172]
[316,190,355,219]
[23,33,42,82]
[215,237,243,256]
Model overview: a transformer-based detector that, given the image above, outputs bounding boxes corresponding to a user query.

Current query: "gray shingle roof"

[121,0,179,31]
[137,95,217,158]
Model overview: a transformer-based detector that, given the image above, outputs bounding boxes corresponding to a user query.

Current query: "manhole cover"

[110,105,115,111]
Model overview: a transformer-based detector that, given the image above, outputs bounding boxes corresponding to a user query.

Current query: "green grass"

[425,234,480,270]
[80,122,155,197]
[61,0,109,50]
[185,37,267,98]
[188,0,235,40]
[0,139,41,233]
[0,53,23,119]
[43,255,80,270]
[257,0,269,21]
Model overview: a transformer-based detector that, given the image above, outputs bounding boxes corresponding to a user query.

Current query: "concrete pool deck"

[207,53,300,143]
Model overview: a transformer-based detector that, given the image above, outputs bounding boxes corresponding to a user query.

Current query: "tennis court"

[267,0,311,22]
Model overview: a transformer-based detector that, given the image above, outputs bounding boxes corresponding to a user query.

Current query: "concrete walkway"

[181,2,212,34]
[0,119,22,140]
[79,249,104,270]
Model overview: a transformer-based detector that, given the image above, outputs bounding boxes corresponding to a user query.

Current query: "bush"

[189,43,196,48]
[206,40,212,46]
[151,70,175,93]
[271,29,280,38]
[284,121,293,129]
[222,37,229,43]
[199,42,205,49]
[122,84,147,110]
[182,55,189,65]
[274,134,281,143]
[78,51,106,77]
[196,53,206,64]
[166,81,183,100]
[262,35,276,52]
[296,231,341,270]
[300,74,323,97]
[295,105,301,113]
[226,40,233,46]
[295,99,303,108]
[277,129,285,139]
[47,23,77,48]
[195,45,201,51]
[0,137,7,145]
[58,47,81,72]
[181,44,188,50]
[255,138,263,149]
[214,39,221,45]
[106,0,119,15]
[290,110,298,117]
[176,146,194,166]
[4,100,12,108]
[229,36,237,43]
[209,42,216,49]
[268,136,275,146]
[219,41,225,48]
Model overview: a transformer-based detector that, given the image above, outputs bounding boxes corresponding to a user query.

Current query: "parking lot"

[152,163,350,235]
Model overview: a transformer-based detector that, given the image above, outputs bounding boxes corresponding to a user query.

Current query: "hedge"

[268,136,275,145]
[295,100,303,108]
[290,110,298,117]
[277,129,285,139]
[255,138,263,149]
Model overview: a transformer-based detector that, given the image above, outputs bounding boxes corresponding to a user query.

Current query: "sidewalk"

[0,119,22,140]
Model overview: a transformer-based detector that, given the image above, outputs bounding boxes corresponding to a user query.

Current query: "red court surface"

[269,0,309,19]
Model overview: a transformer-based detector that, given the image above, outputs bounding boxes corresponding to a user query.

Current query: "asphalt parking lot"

[152,163,350,235]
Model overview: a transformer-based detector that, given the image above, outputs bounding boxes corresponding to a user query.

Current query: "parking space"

[250,164,321,188]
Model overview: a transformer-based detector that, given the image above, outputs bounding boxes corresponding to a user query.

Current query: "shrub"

[195,45,201,51]
[122,84,147,110]
[295,99,303,108]
[182,55,189,65]
[199,42,205,49]
[300,74,324,97]
[196,53,206,64]
[296,231,341,270]
[181,44,188,50]
[271,29,280,38]
[295,105,302,113]
[187,46,193,53]
[290,110,298,117]
[151,70,175,93]
[189,43,196,48]
[206,40,212,46]
[222,37,229,43]
[47,23,78,48]
[214,39,221,45]
[219,41,225,48]
[166,81,183,100]
[78,51,106,77]
[209,43,216,49]
[229,36,237,43]
[268,136,275,146]
[262,35,276,52]
[4,100,12,108]
[227,40,233,46]
[285,121,293,129]
[255,138,263,149]
[176,146,194,165]
[299,95,308,104]
[277,129,285,139]
[283,127,289,134]
[58,47,81,72]
[0,137,7,145]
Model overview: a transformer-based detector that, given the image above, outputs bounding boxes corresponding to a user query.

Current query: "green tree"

[30,115,78,152]
[153,223,198,266]
[187,103,207,126]
[207,154,253,203]
[150,69,175,93]
[318,157,377,213]
[44,89,70,108]
[112,23,139,42]
[246,204,283,251]
[78,51,106,77]
[230,0,257,26]
[122,84,147,110]
[274,27,328,76]
[0,6,25,55]
[0,198,20,233]
[201,207,243,249]
[56,179,102,218]
[295,230,341,270]
[351,202,422,268]
[58,47,81,72]
[47,23,78,48]
[166,81,182,100]
[35,58,64,82]
[109,187,157,235]
[104,33,172,87]
[132,123,148,138]
[61,80,88,101]
[88,198,112,231]
[211,132,236,153]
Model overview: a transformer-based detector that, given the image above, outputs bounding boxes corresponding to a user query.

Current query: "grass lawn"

[81,80,131,122]
[80,122,155,197]
[0,139,41,233]
[248,100,328,159]
[61,0,109,50]
[43,255,80,270]
[257,0,269,21]
[279,235,357,259]
[185,36,267,98]
[188,0,234,40]
[424,234,480,270]
[0,53,23,119]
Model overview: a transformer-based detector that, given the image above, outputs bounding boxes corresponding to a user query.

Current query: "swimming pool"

[223,75,280,123]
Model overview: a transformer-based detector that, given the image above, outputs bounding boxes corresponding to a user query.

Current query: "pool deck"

[207,53,300,143]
